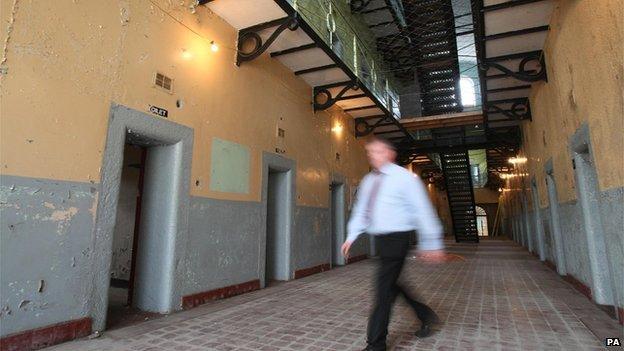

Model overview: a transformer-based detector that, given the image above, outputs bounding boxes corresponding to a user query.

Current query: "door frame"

[544,159,566,275]
[329,173,347,267]
[569,123,615,306]
[259,152,295,288]
[530,177,546,261]
[90,104,193,331]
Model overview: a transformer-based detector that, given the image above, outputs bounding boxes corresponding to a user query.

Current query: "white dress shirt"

[347,162,444,251]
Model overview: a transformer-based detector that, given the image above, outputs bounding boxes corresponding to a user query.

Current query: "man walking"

[342,137,446,351]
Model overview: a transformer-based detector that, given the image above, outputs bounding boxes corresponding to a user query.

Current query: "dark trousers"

[367,231,435,350]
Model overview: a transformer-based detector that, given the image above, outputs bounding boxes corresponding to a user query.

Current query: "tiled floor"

[50,240,622,350]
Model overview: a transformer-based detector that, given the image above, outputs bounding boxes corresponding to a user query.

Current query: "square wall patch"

[210,138,250,194]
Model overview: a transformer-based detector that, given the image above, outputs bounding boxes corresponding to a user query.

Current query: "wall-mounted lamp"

[508,156,528,165]
[331,123,343,134]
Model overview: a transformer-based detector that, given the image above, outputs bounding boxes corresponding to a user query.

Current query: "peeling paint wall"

[0,176,95,336]
[0,0,369,206]
[0,0,371,337]
[515,1,623,206]
[499,1,624,308]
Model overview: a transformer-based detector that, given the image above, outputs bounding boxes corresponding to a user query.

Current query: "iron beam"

[294,64,339,75]
[270,43,317,57]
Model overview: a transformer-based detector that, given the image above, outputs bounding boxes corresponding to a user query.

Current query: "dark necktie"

[365,171,383,224]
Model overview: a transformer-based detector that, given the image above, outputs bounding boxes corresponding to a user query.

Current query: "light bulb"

[210,41,219,52]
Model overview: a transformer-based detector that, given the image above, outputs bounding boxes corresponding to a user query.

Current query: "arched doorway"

[476,206,489,237]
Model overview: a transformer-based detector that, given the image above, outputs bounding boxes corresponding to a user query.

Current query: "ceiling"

[203,0,556,171]
[206,0,416,149]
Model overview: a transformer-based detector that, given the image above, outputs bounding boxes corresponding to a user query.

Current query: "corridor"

[2,0,622,350]
[49,240,621,351]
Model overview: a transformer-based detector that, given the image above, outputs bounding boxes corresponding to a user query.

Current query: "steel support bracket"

[236,14,299,66]
[354,115,391,137]
[313,81,359,111]
[486,99,532,120]
[480,52,547,82]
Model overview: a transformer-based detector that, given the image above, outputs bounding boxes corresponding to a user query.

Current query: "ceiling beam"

[270,43,317,57]
[486,97,529,105]
[486,70,536,79]
[484,25,549,41]
[486,85,532,93]
[369,20,394,28]
[485,50,542,62]
[361,6,389,14]
[294,64,338,75]
[343,105,378,112]
[482,0,547,12]
[336,93,368,101]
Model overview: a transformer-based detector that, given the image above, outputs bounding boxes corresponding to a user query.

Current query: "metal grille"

[154,72,173,92]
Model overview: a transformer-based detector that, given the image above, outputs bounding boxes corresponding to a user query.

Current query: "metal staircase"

[441,150,479,242]
[376,0,463,115]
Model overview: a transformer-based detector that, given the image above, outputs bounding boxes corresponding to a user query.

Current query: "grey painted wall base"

[0,108,367,338]
[0,173,367,338]
[182,196,263,296]
[510,186,623,308]
[0,175,96,337]
[295,206,330,270]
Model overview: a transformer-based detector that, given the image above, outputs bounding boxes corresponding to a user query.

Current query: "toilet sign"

[148,105,168,118]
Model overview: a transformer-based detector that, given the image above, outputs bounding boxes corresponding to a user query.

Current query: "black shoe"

[425,310,440,325]
[361,346,385,351]
[415,323,433,338]
[415,311,440,338]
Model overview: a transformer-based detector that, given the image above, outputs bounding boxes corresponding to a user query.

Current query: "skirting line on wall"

[294,263,331,279]
[0,317,91,351]
[182,280,261,310]
[346,254,367,264]
[541,258,623,325]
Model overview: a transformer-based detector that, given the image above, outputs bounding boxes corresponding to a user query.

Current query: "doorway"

[106,144,162,329]
[545,162,566,275]
[531,179,546,261]
[330,182,345,267]
[91,104,193,332]
[260,152,295,288]
[266,169,290,286]
[571,134,615,306]
[521,192,534,253]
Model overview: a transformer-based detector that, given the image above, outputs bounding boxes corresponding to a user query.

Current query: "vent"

[154,72,173,93]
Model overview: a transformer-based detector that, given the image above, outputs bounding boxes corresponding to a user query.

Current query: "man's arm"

[405,174,444,251]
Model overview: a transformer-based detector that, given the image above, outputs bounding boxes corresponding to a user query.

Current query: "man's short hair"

[366,136,397,152]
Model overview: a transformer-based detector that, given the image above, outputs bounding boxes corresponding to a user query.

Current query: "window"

[476,206,488,236]
[460,77,476,107]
